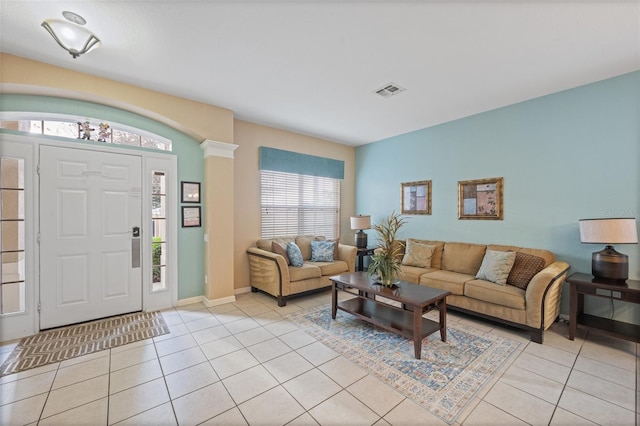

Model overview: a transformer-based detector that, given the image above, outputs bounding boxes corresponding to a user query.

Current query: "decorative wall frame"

[181,181,201,203]
[401,180,432,215]
[182,206,201,227]
[458,177,503,220]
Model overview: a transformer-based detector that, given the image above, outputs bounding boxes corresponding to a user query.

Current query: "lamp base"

[355,230,368,248]
[592,245,628,281]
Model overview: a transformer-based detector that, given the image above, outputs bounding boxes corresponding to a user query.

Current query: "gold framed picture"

[458,177,503,220]
[401,180,431,215]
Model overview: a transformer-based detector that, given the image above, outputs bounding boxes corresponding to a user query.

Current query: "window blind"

[260,170,340,239]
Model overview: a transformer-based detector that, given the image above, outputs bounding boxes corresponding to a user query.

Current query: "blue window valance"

[259,147,344,180]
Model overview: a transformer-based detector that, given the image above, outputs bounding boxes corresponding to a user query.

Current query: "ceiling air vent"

[374,83,406,98]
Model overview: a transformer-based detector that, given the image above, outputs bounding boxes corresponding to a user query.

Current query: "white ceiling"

[1,1,638,146]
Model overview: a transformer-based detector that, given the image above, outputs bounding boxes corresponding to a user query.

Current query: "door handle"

[131,226,141,268]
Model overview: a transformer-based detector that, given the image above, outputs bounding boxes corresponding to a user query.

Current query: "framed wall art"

[401,180,432,215]
[182,206,201,227]
[458,177,503,220]
[181,181,201,203]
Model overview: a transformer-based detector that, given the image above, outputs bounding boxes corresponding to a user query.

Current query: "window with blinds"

[260,170,340,239]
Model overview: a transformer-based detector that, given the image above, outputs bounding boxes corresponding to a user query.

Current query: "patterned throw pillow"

[507,252,546,290]
[475,250,517,285]
[271,241,290,265]
[311,240,335,262]
[286,242,304,267]
[402,240,436,268]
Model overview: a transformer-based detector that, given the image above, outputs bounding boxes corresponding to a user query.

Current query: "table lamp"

[579,218,638,281]
[350,215,371,248]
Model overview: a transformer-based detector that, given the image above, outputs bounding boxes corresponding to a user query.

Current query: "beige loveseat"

[398,239,570,343]
[247,236,357,306]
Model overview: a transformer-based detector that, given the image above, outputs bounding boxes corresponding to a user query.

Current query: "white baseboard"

[235,286,252,295]
[177,296,205,306]
[203,295,236,307]
[559,314,570,321]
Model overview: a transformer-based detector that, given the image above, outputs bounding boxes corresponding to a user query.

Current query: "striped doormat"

[0,311,169,377]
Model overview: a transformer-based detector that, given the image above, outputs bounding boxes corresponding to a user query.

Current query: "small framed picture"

[182,206,201,227]
[401,180,432,215]
[181,181,200,203]
[458,177,504,220]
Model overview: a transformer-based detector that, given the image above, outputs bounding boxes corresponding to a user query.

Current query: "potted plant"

[367,212,407,286]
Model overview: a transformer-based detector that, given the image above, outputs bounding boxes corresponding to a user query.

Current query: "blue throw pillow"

[286,242,304,267]
[311,240,335,262]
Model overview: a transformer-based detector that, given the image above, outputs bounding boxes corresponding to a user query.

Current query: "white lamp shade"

[42,19,101,57]
[350,215,371,230]
[579,218,638,244]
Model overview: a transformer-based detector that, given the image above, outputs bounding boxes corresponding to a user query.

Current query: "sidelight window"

[0,157,26,314]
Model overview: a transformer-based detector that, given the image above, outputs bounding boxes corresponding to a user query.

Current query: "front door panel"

[40,146,142,329]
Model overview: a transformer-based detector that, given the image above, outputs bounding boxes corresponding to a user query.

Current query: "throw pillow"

[271,241,290,265]
[286,242,304,267]
[311,240,335,262]
[402,240,436,268]
[507,252,546,290]
[475,250,517,285]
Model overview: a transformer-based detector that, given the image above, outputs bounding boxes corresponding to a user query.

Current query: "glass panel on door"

[0,157,26,314]
[152,171,167,292]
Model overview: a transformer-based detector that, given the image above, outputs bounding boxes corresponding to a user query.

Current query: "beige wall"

[0,53,234,144]
[233,120,356,290]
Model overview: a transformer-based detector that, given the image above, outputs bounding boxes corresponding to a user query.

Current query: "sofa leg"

[277,295,286,307]
[530,330,543,344]
[251,286,258,293]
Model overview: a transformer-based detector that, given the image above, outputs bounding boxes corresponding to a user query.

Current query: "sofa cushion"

[402,240,436,268]
[400,265,438,284]
[507,252,546,290]
[420,270,474,295]
[311,240,335,262]
[272,241,290,265]
[475,250,516,285]
[256,237,295,251]
[308,260,349,276]
[487,244,554,268]
[404,239,445,269]
[464,279,525,310]
[289,263,322,281]
[286,242,304,267]
[295,235,325,260]
[441,242,486,275]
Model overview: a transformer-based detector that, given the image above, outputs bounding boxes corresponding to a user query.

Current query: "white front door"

[39,146,142,329]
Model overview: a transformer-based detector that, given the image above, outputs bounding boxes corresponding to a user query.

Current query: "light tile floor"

[0,290,638,425]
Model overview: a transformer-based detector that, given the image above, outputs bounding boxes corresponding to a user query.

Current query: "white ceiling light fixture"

[41,11,101,58]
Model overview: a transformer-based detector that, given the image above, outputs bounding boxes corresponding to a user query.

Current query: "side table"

[355,247,374,272]
[567,272,640,343]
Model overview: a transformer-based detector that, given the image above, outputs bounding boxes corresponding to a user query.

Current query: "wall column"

[201,140,239,306]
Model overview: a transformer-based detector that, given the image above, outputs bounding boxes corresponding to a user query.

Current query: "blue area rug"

[287,304,521,424]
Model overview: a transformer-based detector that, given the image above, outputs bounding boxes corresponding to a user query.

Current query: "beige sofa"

[398,239,570,343]
[247,235,357,306]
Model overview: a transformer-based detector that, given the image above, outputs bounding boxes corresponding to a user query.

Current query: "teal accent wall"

[0,94,205,299]
[356,72,639,324]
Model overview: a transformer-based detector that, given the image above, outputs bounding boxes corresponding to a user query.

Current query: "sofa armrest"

[247,247,291,297]
[525,261,570,330]
[337,244,357,272]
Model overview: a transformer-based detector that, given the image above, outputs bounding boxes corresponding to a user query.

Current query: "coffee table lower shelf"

[337,297,440,342]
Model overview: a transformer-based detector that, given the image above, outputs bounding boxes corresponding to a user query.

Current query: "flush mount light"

[41,11,101,58]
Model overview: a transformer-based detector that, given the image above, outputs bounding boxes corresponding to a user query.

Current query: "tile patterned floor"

[0,290,638,425]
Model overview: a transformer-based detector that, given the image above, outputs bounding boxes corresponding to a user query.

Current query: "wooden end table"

[568,272,640,343]
[330,272,450,359]
[355,247,374,272]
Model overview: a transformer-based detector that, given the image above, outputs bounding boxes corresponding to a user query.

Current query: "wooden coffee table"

[330,272,451,359]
